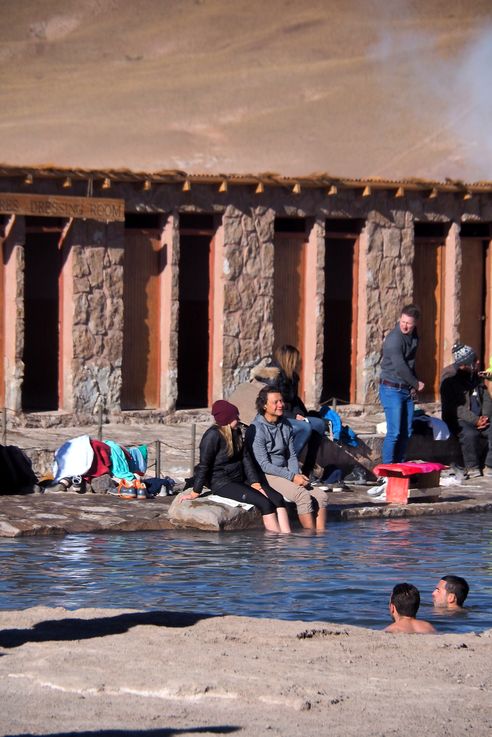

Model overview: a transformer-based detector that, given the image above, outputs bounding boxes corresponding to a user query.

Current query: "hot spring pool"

[1,512,491,634]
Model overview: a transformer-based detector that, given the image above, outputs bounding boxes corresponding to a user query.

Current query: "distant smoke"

[371,15,492,180]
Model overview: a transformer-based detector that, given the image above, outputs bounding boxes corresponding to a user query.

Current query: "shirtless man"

[385,583,436,634]
[432,575,469,611]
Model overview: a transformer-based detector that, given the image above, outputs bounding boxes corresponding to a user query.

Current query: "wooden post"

[1,407,6,446]
[190,423,196,476]
[97,403,103,442]
[155,439,161,478]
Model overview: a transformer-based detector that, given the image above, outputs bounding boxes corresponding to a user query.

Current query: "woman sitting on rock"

[179,400,291,533]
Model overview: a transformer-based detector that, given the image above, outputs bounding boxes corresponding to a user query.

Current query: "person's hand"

[476,415,489,430]
[251,483,268,497]
[417,381,425,392]
[293,473,309,486]
[296,414,306,421]
[178,491,200,503]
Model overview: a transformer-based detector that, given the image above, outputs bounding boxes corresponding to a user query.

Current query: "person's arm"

[242,441,261,486]
[384,332,419,388]
[285,424,300,476]
[180,429,220,501]
[251,425,294,480]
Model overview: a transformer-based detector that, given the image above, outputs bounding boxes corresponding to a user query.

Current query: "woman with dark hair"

[179,400,291,533]
[265,345,326,476]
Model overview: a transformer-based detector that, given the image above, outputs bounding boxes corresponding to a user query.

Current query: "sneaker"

[367,478,388,496]
[483,467,492,478]
[466,467,482,479]
[344,467,373,485]
[331,482,351,492]
[71,475,85,494]
[115,480,138,499]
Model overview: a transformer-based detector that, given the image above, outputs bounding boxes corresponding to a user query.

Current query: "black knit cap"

[452,343,477,367]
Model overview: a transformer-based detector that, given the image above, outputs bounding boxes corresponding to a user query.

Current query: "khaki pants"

[265,474,328,516]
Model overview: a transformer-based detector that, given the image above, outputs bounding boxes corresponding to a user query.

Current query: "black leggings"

[212,480,286,516]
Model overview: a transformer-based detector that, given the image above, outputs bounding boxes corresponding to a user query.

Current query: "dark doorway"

[273,217,306,361]
[121,213,163,410]
[322,219,362,403]
[22,217,63,411]
[460,223,491,368]
[177,214,215,408]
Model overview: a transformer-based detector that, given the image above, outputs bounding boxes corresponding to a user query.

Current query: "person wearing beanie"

[379,305,425,464]
[178,400,291,533]
[440,343,492,478]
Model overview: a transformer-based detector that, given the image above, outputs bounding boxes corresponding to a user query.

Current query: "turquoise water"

[1,512,491,634]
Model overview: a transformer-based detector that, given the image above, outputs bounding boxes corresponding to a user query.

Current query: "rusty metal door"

[460,238,485,363]
[413,238,445,400]
[121,229,161,409]
[0,221,4,408]
[273,232,306,355]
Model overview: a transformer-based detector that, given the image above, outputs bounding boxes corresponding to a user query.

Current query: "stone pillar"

[221,205,275,397]
[361,213,414,403]
[3,216,25,413]
[70,220,124,421]
[303,217,325,408]
[443,222,461,366]
[159,212,179,411]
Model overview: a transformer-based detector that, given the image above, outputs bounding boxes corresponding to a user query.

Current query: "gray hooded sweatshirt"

[247,413,299,481]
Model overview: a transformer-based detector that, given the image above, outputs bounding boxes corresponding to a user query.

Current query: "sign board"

[0,192,125,223]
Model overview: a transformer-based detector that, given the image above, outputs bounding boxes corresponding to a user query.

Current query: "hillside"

[0,0,491,180]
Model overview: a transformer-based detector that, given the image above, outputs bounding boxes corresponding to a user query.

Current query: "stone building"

[0,165,491,425]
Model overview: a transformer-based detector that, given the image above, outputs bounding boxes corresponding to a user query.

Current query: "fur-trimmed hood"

[250,365,280,383]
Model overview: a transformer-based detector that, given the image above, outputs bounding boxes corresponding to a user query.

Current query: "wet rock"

[168,493,262,531]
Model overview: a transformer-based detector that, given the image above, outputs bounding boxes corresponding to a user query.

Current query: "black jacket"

[440,364,492,435]
[193,425,259,494]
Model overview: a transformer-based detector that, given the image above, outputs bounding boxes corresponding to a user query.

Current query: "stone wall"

[362,211,415,403]
[70,220,124,421]
[222,205,275,397]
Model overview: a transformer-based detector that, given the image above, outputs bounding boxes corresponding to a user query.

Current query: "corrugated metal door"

[121,229,161,409]
[273,232,306,353]
[460,238,485,362]
[413,238,445,400]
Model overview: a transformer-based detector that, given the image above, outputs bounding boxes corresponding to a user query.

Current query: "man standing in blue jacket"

[379,305,425,464]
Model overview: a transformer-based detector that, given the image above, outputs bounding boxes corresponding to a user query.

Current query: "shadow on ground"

[5,729,239,737]
[0,610,213,649]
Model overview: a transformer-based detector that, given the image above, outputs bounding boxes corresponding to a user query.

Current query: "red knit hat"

[212,400,240,426]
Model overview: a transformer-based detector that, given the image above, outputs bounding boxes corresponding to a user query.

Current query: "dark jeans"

[379,384,414,463]
[288,416,325,476]
[457,419,492,469]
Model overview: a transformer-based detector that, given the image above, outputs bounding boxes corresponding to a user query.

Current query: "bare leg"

[315,507,327,532]
[262,513,281,532]
[276,507,292,533]
[298,512,316,530]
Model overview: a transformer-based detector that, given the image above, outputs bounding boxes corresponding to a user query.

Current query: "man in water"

[432,575,469,611]
[385,583,436,634]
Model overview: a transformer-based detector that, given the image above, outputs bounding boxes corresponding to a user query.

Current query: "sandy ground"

[1,0,492,180]
[0,606,490,737]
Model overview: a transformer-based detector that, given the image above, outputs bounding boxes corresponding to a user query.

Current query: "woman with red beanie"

[179,400,291,533]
